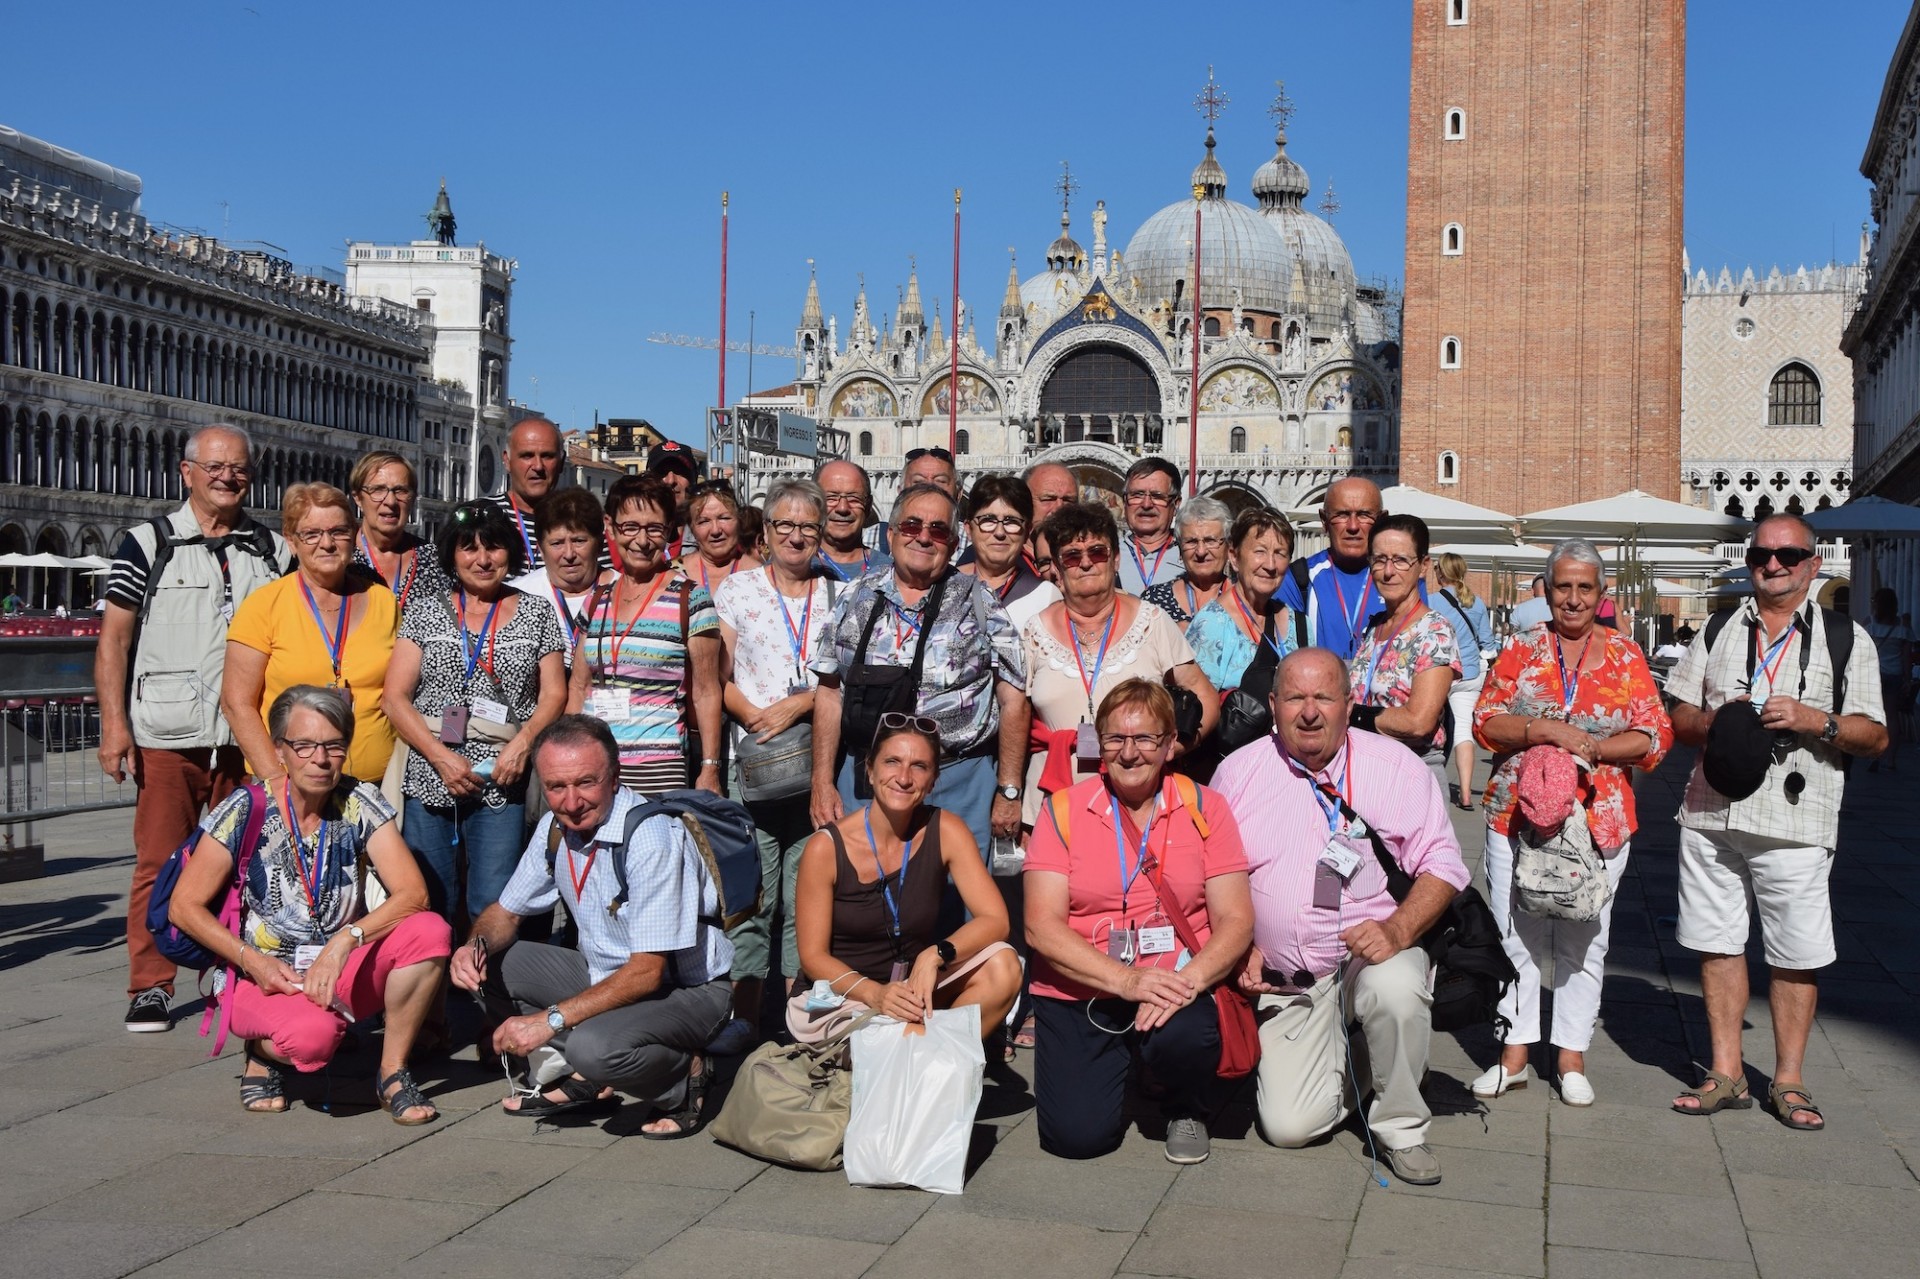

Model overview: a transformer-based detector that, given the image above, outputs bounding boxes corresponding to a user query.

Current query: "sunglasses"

[1056,544,1114,571]
[1746,545,1817,570]
[874,711,941,749]
[905,447,955,463]
[893,517,957,545]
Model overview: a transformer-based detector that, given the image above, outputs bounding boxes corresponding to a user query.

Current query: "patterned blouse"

[577,570,719,770]
[397,588,567,809]
[204,780,397,965]
[351,536,449,614]
[1187,593,1295,690]
[1142,576,1221,630]
[1472,624,1673,849]
[1348,606,1462,756]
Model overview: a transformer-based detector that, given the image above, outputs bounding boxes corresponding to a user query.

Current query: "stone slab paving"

[2,749,1916,1279]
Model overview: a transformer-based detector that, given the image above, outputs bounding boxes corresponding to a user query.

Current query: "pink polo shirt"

[1024,774,1248,1003]
[1210,732,1469,987]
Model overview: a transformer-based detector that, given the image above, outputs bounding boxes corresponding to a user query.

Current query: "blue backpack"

[544,789,761,930]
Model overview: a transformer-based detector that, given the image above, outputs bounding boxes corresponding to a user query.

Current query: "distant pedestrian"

[1865,587,1913,770]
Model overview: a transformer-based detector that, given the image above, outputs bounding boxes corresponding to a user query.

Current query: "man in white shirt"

[453,716,733,1135]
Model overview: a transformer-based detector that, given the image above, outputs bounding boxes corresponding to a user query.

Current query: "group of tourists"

[101,417,1885,1174]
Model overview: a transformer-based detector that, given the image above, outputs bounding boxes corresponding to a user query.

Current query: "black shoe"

[125,986,173,1033]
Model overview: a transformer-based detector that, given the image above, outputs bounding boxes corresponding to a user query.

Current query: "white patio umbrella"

[1518,489,1752,546]
[1293,486,1520,544]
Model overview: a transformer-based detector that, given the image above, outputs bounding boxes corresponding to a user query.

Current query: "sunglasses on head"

[873,711,941,749]
[1746,545,1816,570]
[1056,544,1114,571]
[905,447,955,463]
[893,517,956,545]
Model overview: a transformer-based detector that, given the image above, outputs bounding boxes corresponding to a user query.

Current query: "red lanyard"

[602,573,670,678]
[1332,573,1374,636]
[565,840,597,901]
[1360,604,1425,706]
[278,779,327,915]
[508,498,538,567]
[891,597,925,649]
[1130,537,1172,585]
[770,568,813,671]
[1226,584,1264,645]
[456,589,504,684]
[359,536,417,611]
[1755,625,1796,690]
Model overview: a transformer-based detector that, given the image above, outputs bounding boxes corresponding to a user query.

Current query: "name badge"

[1320,834,1363,880]
[1136,925,1177,956]
[1076,722,1101,760]
[788,681,812,696]
[588,688,634,722]
[293,944,325,972]
[470,696,510,725]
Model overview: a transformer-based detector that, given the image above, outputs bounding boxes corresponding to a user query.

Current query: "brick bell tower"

[1399,0,1685,508]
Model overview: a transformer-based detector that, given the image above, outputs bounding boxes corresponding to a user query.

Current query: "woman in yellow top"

[223,483,398,784]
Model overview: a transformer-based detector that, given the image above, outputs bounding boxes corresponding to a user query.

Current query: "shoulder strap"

[1319,785,1413,903]
[1045,789,1073,846]
[1168,774,1211,838]
[904,574,950,684]
[1703,608,1735,653]
[850,592,889,668]
[136,516,177,623]
[1820,607,1853,714]
[541,815,566,873]
[1438,588,1486,649]
[1289,559,1312,649]
[230,781,269,888]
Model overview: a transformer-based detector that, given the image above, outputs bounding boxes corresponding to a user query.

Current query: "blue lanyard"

[280,779,329,914]
[1130,537,1172,586]
[299,576,349,685]
[1110,788,1160,912]
[1306,752,1350,832]
[1553,632,1593,713]
[457,590,504,685]
[861,806,916,949]
[819,549,868,581]
[508,500,538,566]
[1068,610,1118,717]
[1359,606,1420,707]
[1755,626,1795,690]
[771,569,813,681]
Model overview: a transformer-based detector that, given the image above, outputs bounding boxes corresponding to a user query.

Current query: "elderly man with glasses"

[814,459,891,582]
[95,423,294,1033]
[809,482,1029,860]
[1279,477,1394,661]
[1115,458,1185,595]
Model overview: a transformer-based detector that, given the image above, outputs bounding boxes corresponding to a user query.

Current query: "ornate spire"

[800,259,823,329]
[425,179,456,246]
[900,257,925,327]
[1252,79,1309,210]
[1002,250,1023,318]
[928,302,947,360]
[1191,68,1230,201]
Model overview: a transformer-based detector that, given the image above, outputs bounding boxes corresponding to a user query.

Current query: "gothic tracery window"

[1767,362,1821,426]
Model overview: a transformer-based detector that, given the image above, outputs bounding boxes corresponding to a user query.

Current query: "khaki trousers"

[1253,945,1433,1152]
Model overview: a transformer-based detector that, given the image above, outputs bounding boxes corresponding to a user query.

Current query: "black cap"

[645,440,699,482]
[1702,700,1773,801]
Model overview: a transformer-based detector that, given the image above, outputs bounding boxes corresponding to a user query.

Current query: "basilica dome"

[1121,130,1295,318]
[1021,212,1089,312]
[1252,129,1356,333]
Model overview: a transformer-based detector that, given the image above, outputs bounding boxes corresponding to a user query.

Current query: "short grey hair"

[889,482,959,527]
[1545,538,1607,582]
[1174,495,1231,539]
[185,423,253,464]
[764,477,825,522]
[268,685,355,746]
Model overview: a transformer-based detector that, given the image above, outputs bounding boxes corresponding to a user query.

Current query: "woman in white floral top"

[1347,514,1460,781]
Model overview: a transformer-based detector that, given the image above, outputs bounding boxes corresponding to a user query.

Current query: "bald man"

[1026,462,1077,535]
[1279,477,1390,661]
[491,417,567,570]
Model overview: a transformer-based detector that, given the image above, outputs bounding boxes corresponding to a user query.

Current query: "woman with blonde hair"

[349,451,446,613]
[1432,552,1495,810]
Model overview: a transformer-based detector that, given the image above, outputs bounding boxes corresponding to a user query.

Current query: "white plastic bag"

[844,1005,984,1194]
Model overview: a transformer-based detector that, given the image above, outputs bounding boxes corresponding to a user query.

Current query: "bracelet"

[700,757,722,767]
[1522,718,1532,745]
[846,975,873,999]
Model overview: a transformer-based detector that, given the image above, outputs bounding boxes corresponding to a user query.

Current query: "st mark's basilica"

[769,105,1403,516]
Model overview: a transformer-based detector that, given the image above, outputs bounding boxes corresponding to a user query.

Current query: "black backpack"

[1699,606,1853,714]
[543,789,761,931]
[134,514,285,622]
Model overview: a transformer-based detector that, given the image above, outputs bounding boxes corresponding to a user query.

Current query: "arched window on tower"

[1229,426,1247,454]
[1443,223,1463,255]
[1445,108,1465,140]
[1441,337,1461,369]
[1767,362,1821,426]
[1448,0,1468,24]
[858,430,873,456]
[1438,450,1460,485]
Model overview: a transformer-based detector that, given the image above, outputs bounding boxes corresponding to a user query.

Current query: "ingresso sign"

[775,411,817,459]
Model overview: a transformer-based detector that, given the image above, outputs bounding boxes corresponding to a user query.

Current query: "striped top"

[575,570,718,766]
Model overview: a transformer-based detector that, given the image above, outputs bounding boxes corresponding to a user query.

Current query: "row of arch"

[1,284,416,440]
[0,403,355,503]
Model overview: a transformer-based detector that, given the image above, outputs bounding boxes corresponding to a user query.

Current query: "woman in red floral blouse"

[1469,538,1673,1107]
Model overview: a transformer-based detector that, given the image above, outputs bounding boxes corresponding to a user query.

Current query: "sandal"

[1013,1013,1037,1051]
[503,1071,616,1119]
[641,1055,709,1141]
[1767,1083,1825,1132]
[377,1068,439,1126]
[1672,1068,1753,1116]
[239,1042,287,1114]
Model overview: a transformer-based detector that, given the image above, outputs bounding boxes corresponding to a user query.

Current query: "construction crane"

[647,332,801,359]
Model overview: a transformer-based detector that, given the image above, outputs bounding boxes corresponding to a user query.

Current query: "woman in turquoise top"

[1187,509,1297,694]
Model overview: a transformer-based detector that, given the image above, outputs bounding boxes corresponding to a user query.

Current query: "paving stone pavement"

[2,746,1916,1278]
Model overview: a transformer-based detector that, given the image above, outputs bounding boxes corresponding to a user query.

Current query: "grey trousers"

[485,941,732,1105]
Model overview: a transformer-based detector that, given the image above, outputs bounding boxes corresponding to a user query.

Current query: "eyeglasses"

[611,521,672,540]
[1124,489,1175,506]
[1746,545,1817,570]
[295,527,356,546]
[768,519,822,540]
[187,460,253,479]
[450,503,494,525]
[280,738,348,760]
[358,484,413,501]
[1325,508,1381,524]
[1031,556,1054,572]
[1056,544,1114,571]
[822,490,867,508]
[1370,553,1419,572]
[970,514,1027,533]
[893,517,957,545]
[905,447,955,463]
[1101,731,1170,753]
[1180,535,1226,550]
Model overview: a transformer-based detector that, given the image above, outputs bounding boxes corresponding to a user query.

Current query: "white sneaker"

[1558,1071,1596,1107]
[1470,1062,1534,1098]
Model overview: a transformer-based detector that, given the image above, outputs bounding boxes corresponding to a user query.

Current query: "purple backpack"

[145,781,268,1055]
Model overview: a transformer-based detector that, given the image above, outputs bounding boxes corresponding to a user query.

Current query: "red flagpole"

[949,188,962,456]
[1188,192,1202,496]
[718,192,729,428]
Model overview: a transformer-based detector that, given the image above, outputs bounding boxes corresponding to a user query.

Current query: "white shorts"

[1446,668,1487,745]
[1675,825,1836,970]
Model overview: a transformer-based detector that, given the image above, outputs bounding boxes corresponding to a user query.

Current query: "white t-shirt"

[508,568,607,664]
[712,566,837,749]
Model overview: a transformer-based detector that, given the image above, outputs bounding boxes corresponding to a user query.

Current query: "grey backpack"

[1513,799,1610,923]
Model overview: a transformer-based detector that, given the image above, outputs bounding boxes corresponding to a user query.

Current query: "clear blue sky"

[3,0,1909,445]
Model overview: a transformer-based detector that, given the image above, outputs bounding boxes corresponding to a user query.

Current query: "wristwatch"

[933,938,958,967]
[346,924,365,947]
[997,782,1021,802]
[1819,715,1840,744]
[546,1005,567,1032]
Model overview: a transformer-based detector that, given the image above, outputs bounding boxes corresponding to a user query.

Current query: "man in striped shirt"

[1211,648,1468,1186]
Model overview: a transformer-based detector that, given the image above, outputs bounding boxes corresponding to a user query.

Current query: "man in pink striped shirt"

[1212,648,1468,1186]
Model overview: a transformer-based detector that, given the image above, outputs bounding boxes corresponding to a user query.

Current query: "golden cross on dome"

[1194,66,1229,126]
[1056,161,1080,217]
[1267,80,1295,133]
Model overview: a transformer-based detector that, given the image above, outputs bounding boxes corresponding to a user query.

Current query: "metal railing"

[2,690,137,827]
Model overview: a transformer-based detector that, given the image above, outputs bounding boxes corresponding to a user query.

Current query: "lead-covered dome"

[1252,128,1356,334]
[1121,130,1295,317]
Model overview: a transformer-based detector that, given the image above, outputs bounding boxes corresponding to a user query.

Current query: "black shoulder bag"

[839,575,948,798]
[1217,602,1284,753]
[1318,785,1516,1035]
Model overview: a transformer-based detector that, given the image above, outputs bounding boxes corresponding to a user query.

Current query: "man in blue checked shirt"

[452,715,733,1137]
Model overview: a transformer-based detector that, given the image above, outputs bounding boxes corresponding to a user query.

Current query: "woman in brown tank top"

[794,714,1021,1037]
